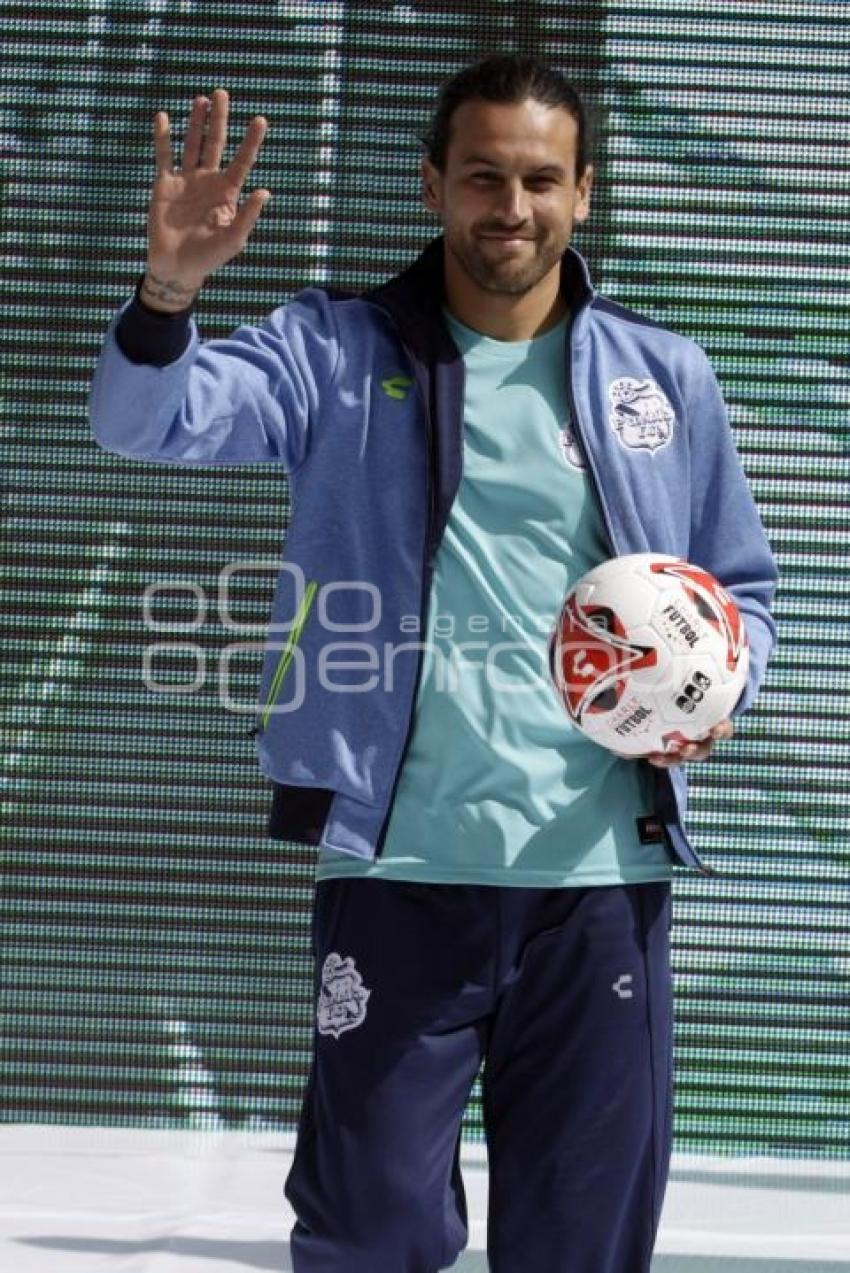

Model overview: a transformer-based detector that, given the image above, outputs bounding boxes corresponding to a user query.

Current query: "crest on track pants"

[317,952,371,1039]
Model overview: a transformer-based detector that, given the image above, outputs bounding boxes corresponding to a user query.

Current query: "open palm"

[146,88,270,301]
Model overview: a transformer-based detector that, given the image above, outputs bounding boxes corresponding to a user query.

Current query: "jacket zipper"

[373,372,435,859]
[564,306,619,557]
[256,578,319,732]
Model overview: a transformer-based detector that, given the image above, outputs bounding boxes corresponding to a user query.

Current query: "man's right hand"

[142,88,271,312]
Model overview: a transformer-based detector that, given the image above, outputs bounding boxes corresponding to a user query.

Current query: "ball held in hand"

[549,553,748,757]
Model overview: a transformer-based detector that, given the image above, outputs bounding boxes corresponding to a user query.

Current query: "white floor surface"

[1,1127,849,1272]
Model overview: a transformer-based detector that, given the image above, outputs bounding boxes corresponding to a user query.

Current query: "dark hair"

[420,53,590,178]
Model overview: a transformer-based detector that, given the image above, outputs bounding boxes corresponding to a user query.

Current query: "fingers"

[229,187,272,244]
[200,88,229,169]
[167,90,268,184]
[646,747,698,769]
[227,115,270,190]
[644,718,734,768]
[153,110,174,175]
[652,740,707,767]
[180,94,212,170]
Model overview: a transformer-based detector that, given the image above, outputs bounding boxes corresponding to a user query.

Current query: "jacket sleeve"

[88,286,340,471]
[684,346,779,717]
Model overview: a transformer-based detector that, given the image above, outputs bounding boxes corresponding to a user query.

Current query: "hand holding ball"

[549,554,749,757]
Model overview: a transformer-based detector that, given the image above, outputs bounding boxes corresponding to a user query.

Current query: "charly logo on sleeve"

[609,377,676,453]
[317,952,371,1038]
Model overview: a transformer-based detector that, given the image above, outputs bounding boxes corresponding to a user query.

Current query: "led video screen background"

[2,1,848,1156]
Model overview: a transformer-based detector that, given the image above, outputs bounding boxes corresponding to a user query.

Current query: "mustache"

[477,225,536,238]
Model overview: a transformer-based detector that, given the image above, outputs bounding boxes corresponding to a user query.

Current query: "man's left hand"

[643,718,734,768]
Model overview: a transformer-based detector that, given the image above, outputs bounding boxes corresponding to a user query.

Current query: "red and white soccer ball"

[549,553,749,757]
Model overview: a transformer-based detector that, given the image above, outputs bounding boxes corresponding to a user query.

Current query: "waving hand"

[142,89,271,311]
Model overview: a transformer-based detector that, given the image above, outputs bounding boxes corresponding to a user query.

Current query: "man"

[89,54,777,1272]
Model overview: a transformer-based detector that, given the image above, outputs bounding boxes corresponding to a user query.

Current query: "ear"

[573,164,594,224]
[420,156,441,213]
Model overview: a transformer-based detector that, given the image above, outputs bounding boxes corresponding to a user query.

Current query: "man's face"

[421,97,593,298]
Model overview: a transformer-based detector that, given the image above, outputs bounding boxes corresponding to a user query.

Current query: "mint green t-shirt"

[315,308,677,887]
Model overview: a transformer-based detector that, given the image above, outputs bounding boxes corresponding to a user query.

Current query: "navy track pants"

[284,877,673,1272]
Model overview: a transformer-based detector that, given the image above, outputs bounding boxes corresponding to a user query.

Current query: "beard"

[445,224,570,297]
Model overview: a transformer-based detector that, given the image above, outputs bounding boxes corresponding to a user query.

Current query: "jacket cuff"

[115,272,195,366]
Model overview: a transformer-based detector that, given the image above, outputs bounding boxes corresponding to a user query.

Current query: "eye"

[469,172,556,189]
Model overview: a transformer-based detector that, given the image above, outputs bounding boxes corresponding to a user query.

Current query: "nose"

[494,176,531,226]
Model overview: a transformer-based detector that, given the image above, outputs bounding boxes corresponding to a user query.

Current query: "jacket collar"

[365,232,594,349]
[360,234,596,576]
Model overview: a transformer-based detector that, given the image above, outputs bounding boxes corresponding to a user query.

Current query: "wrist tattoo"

[142,270,197,305]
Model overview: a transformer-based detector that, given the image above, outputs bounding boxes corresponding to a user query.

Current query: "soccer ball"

[548,553,749,757]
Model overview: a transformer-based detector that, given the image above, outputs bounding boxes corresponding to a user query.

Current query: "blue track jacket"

[88,235,779,875]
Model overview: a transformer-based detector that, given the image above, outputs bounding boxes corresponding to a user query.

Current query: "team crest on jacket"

[609,377,675,453]
[317,952,371,1039]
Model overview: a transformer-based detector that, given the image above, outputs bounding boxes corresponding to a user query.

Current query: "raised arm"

[89,91,338,470]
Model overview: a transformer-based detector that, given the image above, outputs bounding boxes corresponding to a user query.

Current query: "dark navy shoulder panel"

[591,296,667,331]
[322,286,361,302]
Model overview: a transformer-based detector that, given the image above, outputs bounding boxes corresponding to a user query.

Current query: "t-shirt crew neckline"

[442,305,570,356]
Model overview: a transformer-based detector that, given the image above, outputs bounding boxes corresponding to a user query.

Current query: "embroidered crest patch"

[317,952,371,1039]
[608,377,676,453]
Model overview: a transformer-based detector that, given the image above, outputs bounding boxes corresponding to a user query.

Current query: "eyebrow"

[460,156,566,178]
